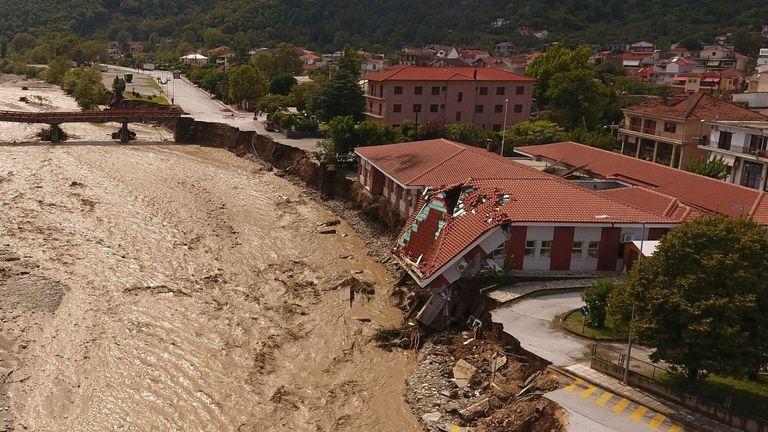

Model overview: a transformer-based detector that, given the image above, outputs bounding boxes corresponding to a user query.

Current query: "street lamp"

[500,98,509,157]
[623,222,645,384]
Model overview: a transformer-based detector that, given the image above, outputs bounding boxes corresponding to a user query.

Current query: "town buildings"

[363,65,534,130]
[180,53,208,65]
[699,120,768,190]
[617,93,766,168]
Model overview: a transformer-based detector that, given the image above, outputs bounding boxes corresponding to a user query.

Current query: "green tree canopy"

[504,120,566,147]
[269,73,298,96]
[252,43,302,79]
[525,44,591,108]
[60,67,108,110]
[44,56,71,84]
[611,216,768,382]
[546,68,616,130]
[310,51,364,122]
[227,64,267,103]
[112,75,126,102]
[683,155,729,180]
[582,279,617,328]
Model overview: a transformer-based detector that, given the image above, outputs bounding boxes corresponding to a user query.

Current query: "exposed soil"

[405,328,569,432]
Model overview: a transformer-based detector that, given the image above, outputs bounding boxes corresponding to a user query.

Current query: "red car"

[264,120,278,132]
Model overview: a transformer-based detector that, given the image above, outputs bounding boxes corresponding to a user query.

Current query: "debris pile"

[406,325,567,432]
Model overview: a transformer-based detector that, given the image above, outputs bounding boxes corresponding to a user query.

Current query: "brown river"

[0,76,420,431]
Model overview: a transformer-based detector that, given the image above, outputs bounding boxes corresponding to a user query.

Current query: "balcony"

[701,139,768,160]
[364,108,383,118]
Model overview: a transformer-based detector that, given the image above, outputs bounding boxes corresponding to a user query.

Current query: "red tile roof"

[597,187,698,220]
[623,93,767,121]
[394,177,679,280]
[355,139,549,188]
[364,65,533,82]
[518,141,768,223]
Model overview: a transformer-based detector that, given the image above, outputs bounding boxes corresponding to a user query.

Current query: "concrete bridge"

[0,109,181,143]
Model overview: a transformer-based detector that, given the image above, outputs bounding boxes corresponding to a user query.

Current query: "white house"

[699,120,768,190]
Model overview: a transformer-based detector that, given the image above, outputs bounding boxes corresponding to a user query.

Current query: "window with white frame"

[572,241,584,257]
[490,246,505,260]
[540,240,552,257]
[587,241,600,258]
[524,240,536,256]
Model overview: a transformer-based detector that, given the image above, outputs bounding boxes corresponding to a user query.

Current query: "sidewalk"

[563,363,741,432]
[485,278,598,304]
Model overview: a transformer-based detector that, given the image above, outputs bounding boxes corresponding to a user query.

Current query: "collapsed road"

[0,142,419,431]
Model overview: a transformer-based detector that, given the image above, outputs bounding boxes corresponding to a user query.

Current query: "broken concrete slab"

[452,359,477,389]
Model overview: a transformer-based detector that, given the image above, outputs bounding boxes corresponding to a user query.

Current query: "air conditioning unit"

[456,259,469,273]
[622,233,638,243]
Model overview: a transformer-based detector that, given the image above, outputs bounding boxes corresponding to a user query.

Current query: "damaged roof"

[355,139,549,188]
[393,177,679,281]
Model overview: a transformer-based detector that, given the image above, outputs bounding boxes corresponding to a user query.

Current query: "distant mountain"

[1,0,766,52]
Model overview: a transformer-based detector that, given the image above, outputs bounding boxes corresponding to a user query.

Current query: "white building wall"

[570,227,602,271]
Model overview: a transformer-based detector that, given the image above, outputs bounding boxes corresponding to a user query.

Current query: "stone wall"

[174,119,405,233]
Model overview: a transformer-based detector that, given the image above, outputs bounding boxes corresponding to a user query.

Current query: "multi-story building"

[618,93,766,168]
[363,65,534,131]
[699,120,768,190]
[398,49,436,66]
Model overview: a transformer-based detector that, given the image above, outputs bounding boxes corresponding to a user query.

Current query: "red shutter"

[597,227,622,271]
[505,226,527,270]
[550,227,575,270]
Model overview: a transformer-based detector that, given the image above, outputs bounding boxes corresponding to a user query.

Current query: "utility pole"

[500,98,509,156]
[623,222,645,384]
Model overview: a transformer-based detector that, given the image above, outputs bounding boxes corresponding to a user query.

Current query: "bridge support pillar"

[50,124,63,143]
[114,122,135,143]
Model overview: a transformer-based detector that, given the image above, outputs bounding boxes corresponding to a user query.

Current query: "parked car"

[264,121,277,132]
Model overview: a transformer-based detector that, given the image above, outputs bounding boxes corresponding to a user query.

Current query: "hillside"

[1,0,767,52]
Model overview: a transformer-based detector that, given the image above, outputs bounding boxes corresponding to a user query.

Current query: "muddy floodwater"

[0,75,420,431]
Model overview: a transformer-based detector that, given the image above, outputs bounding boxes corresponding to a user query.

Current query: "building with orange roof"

[356,139,683,293]
[363,65,533,131]
[618,93,767,168]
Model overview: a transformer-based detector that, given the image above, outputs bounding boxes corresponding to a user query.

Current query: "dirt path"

[0,143,420,431]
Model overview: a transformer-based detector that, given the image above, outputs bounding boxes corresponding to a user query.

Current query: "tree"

[227,64,267,104]
[251,43,302,79]
[729,30,764,58]
[202,27,226,48]
[613,216,768,383]
[683,156,729,180]
[525,44,591,108]
[565,128,618,150]
[112,76,126,102]
[44,56,71,85]
[504,120,566,146]
[73,40,108,64]
[444,123,499,148]
[289,82,318,112]
[255,94,291,114]
[10,33,36,54]
[311,64,364,121]
[317,116,405,165]
[60,67,108,110]
[581,279,617,328]
[269,73,297,95]
[546,68,614,130]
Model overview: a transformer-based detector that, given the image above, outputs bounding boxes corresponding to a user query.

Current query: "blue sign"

[580,306,590,316]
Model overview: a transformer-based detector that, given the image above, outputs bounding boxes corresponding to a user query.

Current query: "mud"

[0,75,420,431]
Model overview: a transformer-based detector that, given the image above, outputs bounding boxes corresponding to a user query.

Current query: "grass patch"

[561,309,628,340]
[124,92,169,105]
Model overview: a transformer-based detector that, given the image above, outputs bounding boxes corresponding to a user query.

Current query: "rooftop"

[623,93,767,121]
[364,65,533,82]
[518,141,768,223]
[355,139,549,188]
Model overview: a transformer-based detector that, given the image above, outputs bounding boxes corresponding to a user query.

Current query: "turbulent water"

[0,75,420,431]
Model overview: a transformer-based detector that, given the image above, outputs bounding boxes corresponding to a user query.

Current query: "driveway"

[491,292,592,366]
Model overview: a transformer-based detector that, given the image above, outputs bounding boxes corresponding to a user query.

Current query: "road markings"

[595,391,614,406]
[561,379,688,431]
[611,398,631,413]
[630,406,649,421]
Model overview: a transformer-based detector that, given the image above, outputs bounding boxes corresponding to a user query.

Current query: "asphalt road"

[491,292,593,366]
[104,65,321,152]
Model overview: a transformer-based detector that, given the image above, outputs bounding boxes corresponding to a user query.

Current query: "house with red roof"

[363,65,534,131]
[356,139,683,294]
[618,93,767,168]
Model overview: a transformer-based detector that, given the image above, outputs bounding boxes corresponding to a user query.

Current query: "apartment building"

[363,65,533,131]
[618,93,766,168]
[699,120,768,190]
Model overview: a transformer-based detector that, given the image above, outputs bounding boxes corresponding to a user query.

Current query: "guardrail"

[591,343,768,432]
